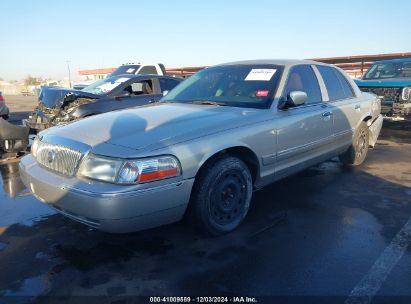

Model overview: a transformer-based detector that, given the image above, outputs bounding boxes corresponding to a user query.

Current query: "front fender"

[72,104,101,118]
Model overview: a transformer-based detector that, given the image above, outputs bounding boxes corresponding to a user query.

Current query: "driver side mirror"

[278,91,307,110]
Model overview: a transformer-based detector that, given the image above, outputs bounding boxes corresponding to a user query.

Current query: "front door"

[275,65,334,178]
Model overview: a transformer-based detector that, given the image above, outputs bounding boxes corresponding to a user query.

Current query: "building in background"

[77,52,411,81]
[78,68,117,82]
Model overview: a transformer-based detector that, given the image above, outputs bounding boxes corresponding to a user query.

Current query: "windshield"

[82,77,130,95]
[162,64,284,109]
[363,61,411,80]
[110,65,141,76]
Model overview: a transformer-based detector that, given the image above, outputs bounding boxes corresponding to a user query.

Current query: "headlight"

[78,154,181,184]
[402,87,411,101]
[31,137,40,157]
[78,154,124,183]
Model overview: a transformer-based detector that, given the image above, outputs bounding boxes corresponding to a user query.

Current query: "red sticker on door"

[256,90,269,97]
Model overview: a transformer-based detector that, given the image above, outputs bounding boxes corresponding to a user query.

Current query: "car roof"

[108,74,180,80]
[215,59,328,67]
[373,58,411,64]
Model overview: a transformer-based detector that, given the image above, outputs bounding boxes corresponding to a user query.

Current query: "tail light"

[0,95,4,102]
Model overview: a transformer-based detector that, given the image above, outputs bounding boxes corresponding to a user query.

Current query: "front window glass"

[128,80,153,95]
[162,65,284,109]
[283,65,322,104]
[82,76,130,95]
[363,61,411,80]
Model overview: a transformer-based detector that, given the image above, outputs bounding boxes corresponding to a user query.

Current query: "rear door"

[316,65,361,150]
[275,65,334,177]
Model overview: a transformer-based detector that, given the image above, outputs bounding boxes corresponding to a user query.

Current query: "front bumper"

[19,154,195,233]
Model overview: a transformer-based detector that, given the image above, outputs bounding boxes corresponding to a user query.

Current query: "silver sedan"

[20,60,383,235]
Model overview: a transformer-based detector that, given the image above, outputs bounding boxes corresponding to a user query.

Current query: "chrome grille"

[35,141,83,176]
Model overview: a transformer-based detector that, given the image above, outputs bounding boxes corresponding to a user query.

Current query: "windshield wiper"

[190,100,226,106]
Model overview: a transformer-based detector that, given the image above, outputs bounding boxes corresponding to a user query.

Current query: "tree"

[24,75,40,86]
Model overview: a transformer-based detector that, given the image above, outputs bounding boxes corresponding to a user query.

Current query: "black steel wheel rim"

[209,169,247,225]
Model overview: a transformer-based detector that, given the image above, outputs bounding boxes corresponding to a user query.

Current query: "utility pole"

[66,60,72,88]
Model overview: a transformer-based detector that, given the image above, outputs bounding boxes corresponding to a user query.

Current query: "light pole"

[66,60,72,88]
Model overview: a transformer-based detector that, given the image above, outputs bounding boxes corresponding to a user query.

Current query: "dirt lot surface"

[3,95,38,123]
[0,110,410,303]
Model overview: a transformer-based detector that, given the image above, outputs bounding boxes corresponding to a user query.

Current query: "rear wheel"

[339,121,369,166]
[189,156,253,236]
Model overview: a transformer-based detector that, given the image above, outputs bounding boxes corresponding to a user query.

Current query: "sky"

[1,0,411,81]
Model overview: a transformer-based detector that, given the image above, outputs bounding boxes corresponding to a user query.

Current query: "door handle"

[355,104,361,110]
[322,111,333,117]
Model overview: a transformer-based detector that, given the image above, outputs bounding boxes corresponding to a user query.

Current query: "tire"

[189,156,253,236]
[339,121,369,166]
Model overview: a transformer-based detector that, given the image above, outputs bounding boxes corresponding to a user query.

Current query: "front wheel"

[189,156,253,236]
[339,121,369,166]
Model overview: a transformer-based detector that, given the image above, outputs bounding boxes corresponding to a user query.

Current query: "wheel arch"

[195,145,260,186]
[362,113,373,126]
[353,112,373,131]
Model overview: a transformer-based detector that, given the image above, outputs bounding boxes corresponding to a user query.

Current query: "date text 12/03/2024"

[149,296,258,303]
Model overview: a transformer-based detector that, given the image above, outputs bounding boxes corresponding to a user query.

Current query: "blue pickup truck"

[355,58,411,116]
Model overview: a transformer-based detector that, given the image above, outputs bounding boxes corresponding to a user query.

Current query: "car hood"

[38,86,100,108]
[43,103,263,155]
[355,78,411,87]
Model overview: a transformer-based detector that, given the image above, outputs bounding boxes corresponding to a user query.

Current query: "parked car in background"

[110,63,166,77]
[0,92,9,120]
[73,63,167,90]
[20,60,382,235]
[24,74,182,133]
[355,58,411,116]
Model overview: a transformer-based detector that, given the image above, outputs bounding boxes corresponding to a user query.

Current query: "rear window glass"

[110,65,141,76]
[317,66,346,101]
[335,69,355,98]
[159,78,181,92]
[139,66,158,75]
